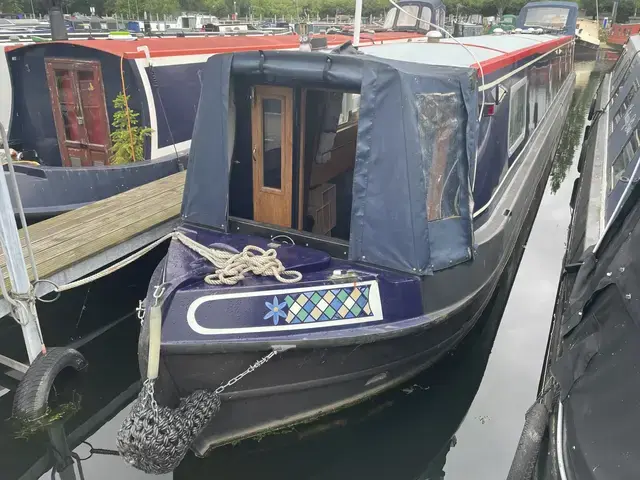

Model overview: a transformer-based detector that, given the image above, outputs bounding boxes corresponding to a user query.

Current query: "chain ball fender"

[12,347,87,421]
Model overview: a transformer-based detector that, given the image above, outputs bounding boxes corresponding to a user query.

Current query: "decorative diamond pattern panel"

[264,286,373,325]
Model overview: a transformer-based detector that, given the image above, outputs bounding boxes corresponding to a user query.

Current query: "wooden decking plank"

[34,205,181,279]
[21,178,183,259]
[0,172,186,285]
[15,172,186,247]
[18,191,182,275]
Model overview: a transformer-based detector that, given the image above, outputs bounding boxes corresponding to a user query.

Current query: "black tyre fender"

[12,347,87,421]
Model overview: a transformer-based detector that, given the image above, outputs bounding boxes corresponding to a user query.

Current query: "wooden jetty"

[0,171,186,318]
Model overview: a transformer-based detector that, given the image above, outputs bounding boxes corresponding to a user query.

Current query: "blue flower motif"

[264,296,287,325]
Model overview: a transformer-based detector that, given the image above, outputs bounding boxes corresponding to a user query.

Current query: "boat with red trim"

[122,1,580,462]
[3,2,439,223]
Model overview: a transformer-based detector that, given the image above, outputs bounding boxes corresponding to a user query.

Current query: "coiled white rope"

[175,232,302,285]
[53,231,301,293]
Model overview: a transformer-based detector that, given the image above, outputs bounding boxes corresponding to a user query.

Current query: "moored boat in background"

[509,35,640,480]
[3,6,436,223]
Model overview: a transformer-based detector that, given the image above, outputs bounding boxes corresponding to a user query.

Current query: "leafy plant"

[110,92,153,165]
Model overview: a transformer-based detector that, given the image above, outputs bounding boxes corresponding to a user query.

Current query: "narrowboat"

[508,35,640,480]
[575,17,600,60]
[118,2,579,468]
[3,3,438,223]
[607,21,640,50]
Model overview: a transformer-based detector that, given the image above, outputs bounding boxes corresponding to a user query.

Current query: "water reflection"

[4,58,616,480]
[549,59,613,193]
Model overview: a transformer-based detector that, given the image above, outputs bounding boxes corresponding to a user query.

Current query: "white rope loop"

[174,233,302,285]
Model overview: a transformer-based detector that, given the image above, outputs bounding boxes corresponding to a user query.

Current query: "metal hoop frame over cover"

[181,49,478,275]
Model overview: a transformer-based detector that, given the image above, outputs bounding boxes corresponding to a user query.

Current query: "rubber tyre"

[12,347,87,421]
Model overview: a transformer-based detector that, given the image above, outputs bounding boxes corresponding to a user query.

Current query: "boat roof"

[361,34,571,75]
[4,31,422,58]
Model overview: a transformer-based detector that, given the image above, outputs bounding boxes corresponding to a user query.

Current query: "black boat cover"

[181,48,478,275]
[551,182,640,479]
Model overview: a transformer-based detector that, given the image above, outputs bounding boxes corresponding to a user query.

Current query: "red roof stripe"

[4,32,422,58]
[476,36,573,75]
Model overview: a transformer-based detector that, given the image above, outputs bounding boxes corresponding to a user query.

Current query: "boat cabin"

[516,1,578,35]
[382,0,446,33]
[184,11,578,275]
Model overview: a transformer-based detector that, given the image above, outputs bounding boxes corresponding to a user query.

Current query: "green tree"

[110,93,153,165]
[0,0,25,13]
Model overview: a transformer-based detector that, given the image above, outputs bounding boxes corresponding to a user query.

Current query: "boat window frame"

[612,77,640,127]
[507,76,528,157]
[610,124,640,192]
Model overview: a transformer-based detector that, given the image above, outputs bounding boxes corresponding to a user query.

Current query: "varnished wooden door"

[251,86,293,227]
[45,59,111,167]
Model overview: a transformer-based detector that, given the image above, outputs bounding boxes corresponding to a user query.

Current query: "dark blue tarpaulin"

[182,48,478,274]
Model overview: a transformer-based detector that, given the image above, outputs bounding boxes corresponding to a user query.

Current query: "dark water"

[0,58,612,480]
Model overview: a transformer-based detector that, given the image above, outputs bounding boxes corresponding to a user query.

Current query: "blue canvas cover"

[181,48,478,275]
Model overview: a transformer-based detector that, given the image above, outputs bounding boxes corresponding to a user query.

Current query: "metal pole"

[0,123,43,363]
[48,424,77,480]
[353,0,363,46]
[596,0,600,28]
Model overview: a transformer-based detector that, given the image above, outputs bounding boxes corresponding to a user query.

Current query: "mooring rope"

[175,232,302,285]
[52,231,301,294]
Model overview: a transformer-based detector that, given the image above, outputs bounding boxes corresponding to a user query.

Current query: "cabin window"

[613,78,640,126]
[508,77,527,156]
[417,92,464,221]
[261,98,284,190]
[612,66,634,101]
[611,125,640,191]
[383,8,395,29]
[612,50,631,89]
[420,7,432,27]
[397,6,419,27]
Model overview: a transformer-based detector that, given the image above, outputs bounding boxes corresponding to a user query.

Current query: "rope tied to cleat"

[175,232,302,285]
[51,230,302,294]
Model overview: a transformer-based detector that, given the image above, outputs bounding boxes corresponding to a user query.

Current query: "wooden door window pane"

[78,70,108,145]
[262,98,282,189]
[55,70,81,141]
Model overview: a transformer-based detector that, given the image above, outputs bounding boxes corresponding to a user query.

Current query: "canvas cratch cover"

[182,48,478,275]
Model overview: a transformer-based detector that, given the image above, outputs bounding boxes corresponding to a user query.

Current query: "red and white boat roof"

[4,32,422,58]
[361,33,573,75]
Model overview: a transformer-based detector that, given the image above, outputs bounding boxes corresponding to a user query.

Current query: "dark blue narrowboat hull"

[5,153,187,224]
[139,72,576,456]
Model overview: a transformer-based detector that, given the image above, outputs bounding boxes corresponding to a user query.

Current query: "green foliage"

[0,0,24,13]
[579,0,637,23]
[12,394,81,439]
[110,92,153,165]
